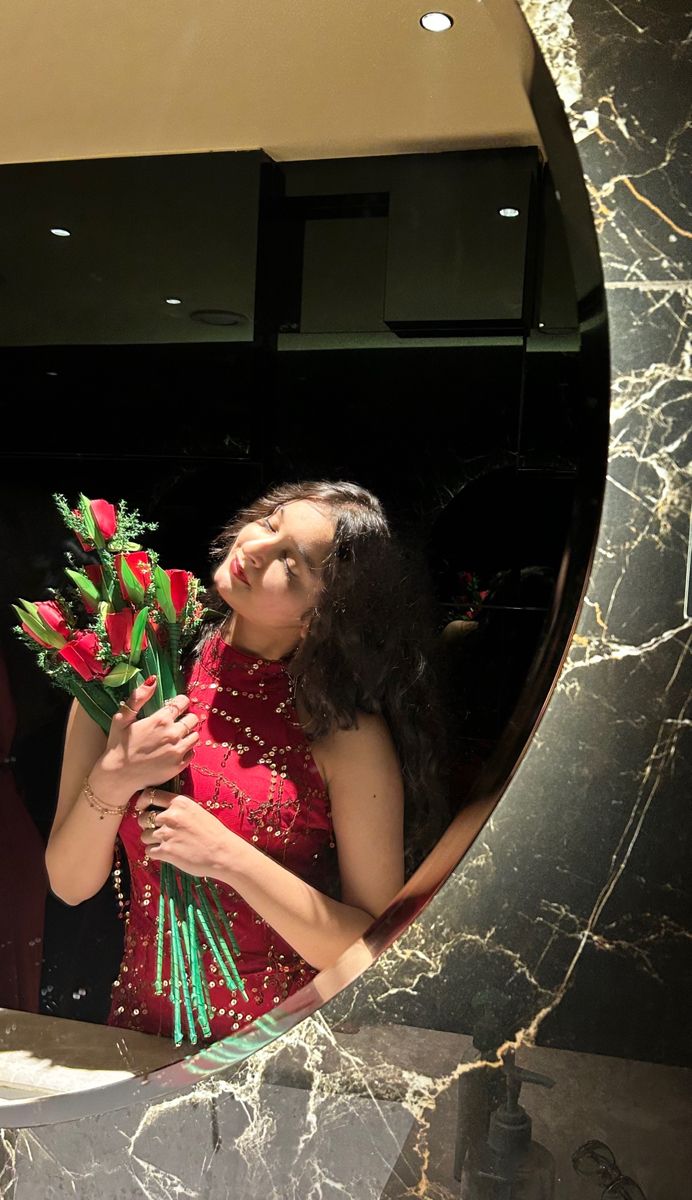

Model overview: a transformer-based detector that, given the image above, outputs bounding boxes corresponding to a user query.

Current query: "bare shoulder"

[325,710,393,750]
[294,699,396,788]
[293,700,404,915]
[314,710,399,787]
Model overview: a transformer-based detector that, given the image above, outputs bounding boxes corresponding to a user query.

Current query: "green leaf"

[119,558,145,605]
[129,606,150,665]
[78,493,98,541]
[140,642,164,715]
[153,565,176,622]
[156,644,176,698]
[65,568,100,603]
[102,661,141,688]
[17,598,40,618]
[69,684,114,735]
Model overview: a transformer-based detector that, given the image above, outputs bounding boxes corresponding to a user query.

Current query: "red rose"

[84,564,104,589]
[89,499,117,541]
[114,551,152,601]
[36,601,71,639]
[20,601,70,648]
[71,498,117,549]
[104,610,148,657]
[74,564,105,614]
[166,569,192,616]
[57,631,109,681]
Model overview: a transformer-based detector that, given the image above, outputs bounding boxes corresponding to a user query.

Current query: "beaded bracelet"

[82,773,130,819]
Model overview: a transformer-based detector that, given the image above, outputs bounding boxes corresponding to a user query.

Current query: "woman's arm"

[46,675,183,905]
[211,711,405,971]
[45,699,134,905]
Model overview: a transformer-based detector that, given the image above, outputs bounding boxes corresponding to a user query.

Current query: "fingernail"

[144,675,156,685]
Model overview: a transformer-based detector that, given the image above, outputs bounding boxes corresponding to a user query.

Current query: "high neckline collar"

[207,626,293,678]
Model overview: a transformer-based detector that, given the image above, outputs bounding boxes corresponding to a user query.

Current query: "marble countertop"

[0,1007,187,1101]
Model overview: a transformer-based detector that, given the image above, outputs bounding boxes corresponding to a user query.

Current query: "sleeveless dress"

[106,627,337,1042]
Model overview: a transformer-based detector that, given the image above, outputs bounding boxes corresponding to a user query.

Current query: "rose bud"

[105,609,148,657]
[114,551,152,604]
[72,496,117,550]
[57,631,110,681]
[154,566,192,621]
[89,499,117,543]
[14,599,70,649]
[167,569,192,617]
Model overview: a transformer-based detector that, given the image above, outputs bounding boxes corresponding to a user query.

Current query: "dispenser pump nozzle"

[487,1049,556,1157]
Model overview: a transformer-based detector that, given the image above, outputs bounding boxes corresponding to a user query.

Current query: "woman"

[45,480,449,1041]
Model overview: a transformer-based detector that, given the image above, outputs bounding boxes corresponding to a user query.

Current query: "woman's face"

[213,498,336,634]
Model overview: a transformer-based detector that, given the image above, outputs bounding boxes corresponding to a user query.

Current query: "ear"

[299,606,317,638]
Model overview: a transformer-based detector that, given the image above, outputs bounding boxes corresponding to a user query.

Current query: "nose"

[241,529,274,569]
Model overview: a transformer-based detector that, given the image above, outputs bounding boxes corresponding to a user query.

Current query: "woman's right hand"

[100,676,201,791]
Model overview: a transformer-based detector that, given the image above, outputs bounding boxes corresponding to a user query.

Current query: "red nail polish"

[144,675,156,685]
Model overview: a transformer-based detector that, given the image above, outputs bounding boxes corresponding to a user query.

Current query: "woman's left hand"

[134,790,232,878]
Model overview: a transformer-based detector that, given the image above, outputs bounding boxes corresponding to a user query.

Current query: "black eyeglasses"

[572,1140,647,1199]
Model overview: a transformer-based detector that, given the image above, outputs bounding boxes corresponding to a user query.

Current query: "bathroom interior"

[0,2,690,1197]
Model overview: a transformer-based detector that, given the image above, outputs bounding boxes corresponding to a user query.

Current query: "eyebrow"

[276,505,318,572]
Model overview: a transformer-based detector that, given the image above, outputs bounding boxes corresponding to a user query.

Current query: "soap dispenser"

[459,1048,556,1199]
[454,987,516,1182]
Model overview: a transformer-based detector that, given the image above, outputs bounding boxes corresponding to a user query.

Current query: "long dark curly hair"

[185,479,451,880]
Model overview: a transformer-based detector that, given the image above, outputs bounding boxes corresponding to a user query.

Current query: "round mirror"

[0,0,608,1123]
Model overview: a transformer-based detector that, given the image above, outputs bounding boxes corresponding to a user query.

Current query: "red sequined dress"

[106,626,337,1041]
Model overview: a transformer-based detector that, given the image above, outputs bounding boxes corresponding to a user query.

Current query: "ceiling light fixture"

[499,207,520,218]
[420,12,454,32]
[50,228,71,237]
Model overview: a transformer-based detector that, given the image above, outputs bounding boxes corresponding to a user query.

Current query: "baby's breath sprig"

[109,498,159,551]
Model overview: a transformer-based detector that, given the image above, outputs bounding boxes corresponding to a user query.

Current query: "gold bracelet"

[82,773,130,820]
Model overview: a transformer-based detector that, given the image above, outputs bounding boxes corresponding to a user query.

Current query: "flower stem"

[192,880,247,998]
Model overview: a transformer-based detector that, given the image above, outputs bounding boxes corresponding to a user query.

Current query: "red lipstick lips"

[230,555,250,585]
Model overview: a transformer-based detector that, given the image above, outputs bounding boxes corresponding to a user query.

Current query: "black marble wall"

[320,0,692,1069]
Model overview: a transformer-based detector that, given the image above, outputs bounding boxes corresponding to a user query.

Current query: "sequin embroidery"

[106,627,336,1041]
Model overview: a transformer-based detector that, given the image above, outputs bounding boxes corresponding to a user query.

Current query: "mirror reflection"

[0,0,597,1102]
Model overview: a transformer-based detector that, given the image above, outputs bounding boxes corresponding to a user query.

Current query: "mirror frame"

[0,5,610,1127]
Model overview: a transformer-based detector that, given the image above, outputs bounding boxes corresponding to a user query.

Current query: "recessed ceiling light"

[165,297,183,305]
[499,207,520,218]
[420,12,454,32]
[50,228,71,237]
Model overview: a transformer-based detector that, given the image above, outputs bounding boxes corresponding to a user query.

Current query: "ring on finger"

[146,810,158,831]
[119,700,138,715]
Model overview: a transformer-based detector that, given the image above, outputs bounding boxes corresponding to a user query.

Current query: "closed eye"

[262,518,296,579]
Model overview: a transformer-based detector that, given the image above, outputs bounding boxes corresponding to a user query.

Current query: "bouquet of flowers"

[12,492,247,1046]
[453,570,491,621]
